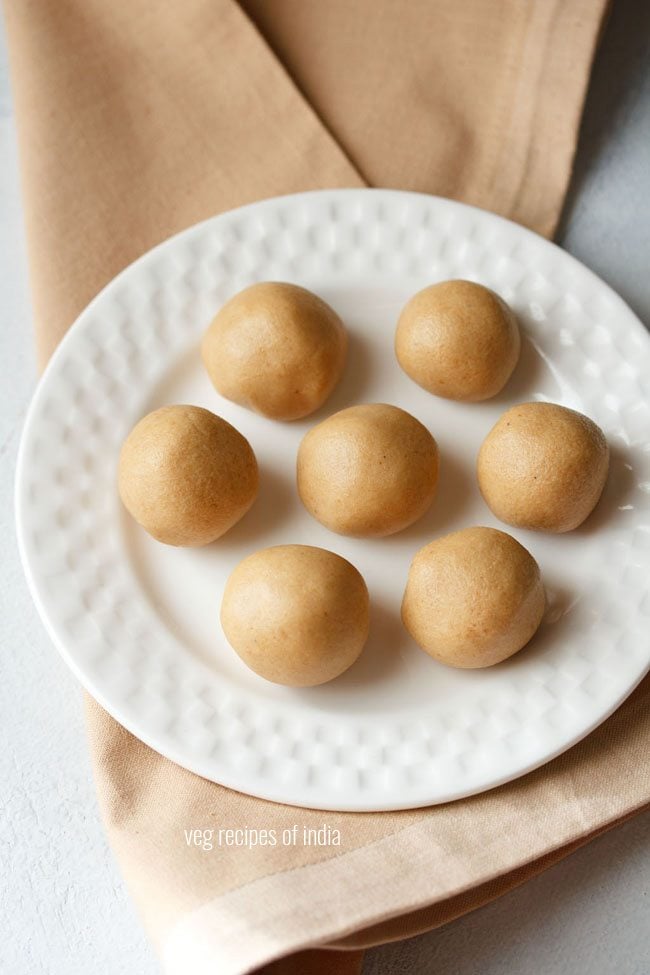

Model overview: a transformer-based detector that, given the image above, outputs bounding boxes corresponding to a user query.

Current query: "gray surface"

[1,2,648,973]
[559,0,650,325]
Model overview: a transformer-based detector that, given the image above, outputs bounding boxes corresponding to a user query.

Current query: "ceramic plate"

[16,189,650,811]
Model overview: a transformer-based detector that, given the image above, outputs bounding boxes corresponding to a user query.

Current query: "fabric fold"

[240,0,607,235]
[3,0,363,366]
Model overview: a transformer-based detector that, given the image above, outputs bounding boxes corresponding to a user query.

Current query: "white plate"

[16,189,650,811]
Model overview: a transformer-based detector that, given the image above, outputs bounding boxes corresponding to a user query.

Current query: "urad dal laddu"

[477,402,609,532]
[401,526,545,669]
[297,403,439,537]
[201,282,347,420]
[118,405,258,546]
[220,545,369,686]
[395,279,520,401]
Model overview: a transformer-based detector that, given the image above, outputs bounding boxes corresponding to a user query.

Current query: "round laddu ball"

[118,405,258,546]
[401,526,545,669]
[395,279,520,401]
[220,545,370,686]
[201,282,348,420]
[297,403,439,537]
[477,402,609,532]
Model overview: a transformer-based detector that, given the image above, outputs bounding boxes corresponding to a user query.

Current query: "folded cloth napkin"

[9,1,646,973]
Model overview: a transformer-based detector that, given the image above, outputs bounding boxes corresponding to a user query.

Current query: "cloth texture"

[5,1,637,973]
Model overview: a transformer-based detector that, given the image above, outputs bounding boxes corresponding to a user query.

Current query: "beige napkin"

[7,2,643,973]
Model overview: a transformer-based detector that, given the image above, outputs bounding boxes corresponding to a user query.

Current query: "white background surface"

[1,3,649,973]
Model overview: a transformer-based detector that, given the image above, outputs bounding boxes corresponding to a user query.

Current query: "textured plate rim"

[15,188,650,811]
